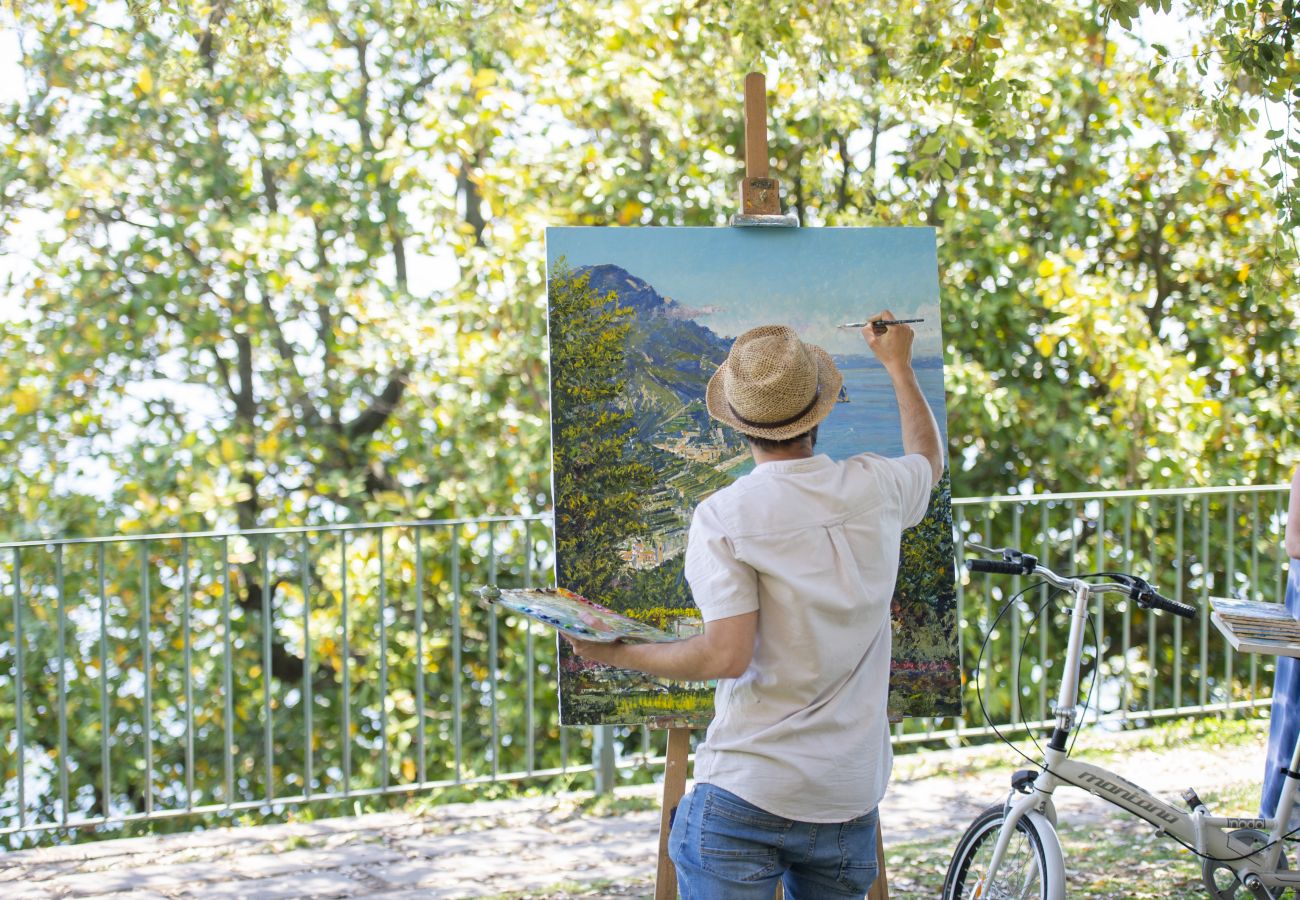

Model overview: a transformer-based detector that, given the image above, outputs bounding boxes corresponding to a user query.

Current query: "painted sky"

[545,227,944,358]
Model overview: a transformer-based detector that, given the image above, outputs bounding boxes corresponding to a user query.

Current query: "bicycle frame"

[979,578,1300,896]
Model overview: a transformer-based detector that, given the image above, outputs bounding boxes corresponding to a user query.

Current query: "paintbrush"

[839,318,925,334]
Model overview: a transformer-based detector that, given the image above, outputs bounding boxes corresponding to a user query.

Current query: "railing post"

[593,725,618,796]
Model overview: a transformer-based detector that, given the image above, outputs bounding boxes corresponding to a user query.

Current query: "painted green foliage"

[548,264,655,603]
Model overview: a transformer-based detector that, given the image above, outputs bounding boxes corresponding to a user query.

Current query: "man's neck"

[750,442,815,466]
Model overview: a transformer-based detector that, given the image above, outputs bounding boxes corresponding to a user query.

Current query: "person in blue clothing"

[1261,465,1300,823]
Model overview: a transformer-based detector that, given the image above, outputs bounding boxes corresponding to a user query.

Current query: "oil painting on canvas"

[546,227,958,727]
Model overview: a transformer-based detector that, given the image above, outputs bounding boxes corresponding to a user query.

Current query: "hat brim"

[705,344,844,441]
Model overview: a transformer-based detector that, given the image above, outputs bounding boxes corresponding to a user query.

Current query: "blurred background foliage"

[0,0,1297,845]
[0,0,1296,543]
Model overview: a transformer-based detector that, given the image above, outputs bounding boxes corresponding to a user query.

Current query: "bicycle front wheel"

[943,802,1058,900]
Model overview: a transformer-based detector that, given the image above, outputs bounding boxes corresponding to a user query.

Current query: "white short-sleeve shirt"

[685,451,933,823]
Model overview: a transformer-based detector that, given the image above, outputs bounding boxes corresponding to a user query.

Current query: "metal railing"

[1,483,1292,844]
[900,483,1293,744]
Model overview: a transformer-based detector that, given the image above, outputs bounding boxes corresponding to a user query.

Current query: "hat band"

[727,387,821,431]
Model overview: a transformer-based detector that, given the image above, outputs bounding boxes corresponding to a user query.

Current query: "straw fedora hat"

[705,325,843,441]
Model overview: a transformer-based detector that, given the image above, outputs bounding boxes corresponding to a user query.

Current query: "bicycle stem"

[1051,581,1093,743]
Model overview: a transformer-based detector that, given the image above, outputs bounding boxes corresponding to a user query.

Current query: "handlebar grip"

[1144,592,1197,620]
[966,558,1031,575]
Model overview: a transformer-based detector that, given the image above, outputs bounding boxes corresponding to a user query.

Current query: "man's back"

[688,451,933,822]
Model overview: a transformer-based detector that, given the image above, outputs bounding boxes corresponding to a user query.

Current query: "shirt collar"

[750,453,834,475]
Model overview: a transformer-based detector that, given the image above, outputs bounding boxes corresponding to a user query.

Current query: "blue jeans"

[1262,565,1300,821]
[668,783,878,899]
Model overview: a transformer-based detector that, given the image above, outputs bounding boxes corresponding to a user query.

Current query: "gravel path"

[0,724,1270,899]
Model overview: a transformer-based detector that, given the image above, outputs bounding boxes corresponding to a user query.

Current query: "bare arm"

[863,310,943,485]
[565,612,757,681]
[1287,467,1300,561]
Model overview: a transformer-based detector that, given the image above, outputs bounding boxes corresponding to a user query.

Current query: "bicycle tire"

[943,802,1057,900]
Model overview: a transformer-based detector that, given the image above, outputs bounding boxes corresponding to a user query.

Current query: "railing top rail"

[0,513,552,551]
[2,483,1290,550]
[952,482,1289,507]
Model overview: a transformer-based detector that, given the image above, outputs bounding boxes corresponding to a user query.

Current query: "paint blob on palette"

[476,586,680,644]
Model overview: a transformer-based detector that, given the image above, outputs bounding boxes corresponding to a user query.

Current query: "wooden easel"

[652,73,890,900]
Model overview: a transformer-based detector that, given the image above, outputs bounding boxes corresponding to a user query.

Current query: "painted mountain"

[579,265,751,574]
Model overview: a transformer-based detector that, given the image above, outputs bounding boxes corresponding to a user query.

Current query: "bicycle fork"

[977,582,1091,898]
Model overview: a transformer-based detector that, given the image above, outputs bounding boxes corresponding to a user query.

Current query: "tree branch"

[258,289,323,426]
[345,367,410,440]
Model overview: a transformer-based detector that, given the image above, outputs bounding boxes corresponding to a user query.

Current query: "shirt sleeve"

[888,454,935,529]
[684,499,759,622]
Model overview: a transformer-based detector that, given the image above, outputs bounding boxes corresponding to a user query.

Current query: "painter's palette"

[476,586,679,644]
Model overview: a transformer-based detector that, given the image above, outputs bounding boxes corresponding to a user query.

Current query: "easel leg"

[868,817,890,900]
[655,728,691,900]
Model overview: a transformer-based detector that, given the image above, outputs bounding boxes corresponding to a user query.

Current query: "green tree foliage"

[1104,0,1300,232]
[0,0,551,543]
[1,0,1294,531]
[548,264,654,601]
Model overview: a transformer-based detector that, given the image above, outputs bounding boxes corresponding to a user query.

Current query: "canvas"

[546,226,958,727]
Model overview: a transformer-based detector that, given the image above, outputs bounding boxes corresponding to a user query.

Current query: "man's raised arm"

[862,309,944,485]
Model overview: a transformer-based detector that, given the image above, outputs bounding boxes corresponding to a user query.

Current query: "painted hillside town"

[547,228,960,727]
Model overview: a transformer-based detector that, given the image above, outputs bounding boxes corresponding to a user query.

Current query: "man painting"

[566,311,943,898]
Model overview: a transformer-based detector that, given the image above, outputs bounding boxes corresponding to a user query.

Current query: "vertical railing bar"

[1069,500,1079,570]
[1121,499,1133,722]
[1148,500,1157,714]
[1174,501,1184,710]
[140,541,153,818]
[488,522,500,781]
[341,529,351,797]
[1279,491,1289,605]
[379,529,389,791]
[1039,503,1049,724]
[182,539,194,811]
[56,544,69,826]
[1010,504,1021,725]
[301,532,313,800]
[1070,499,1080,716]
[97,544,110,820]
[414,525,426,786]
[982,506,993,723]
[953,505,966,737]
[222,536,234,807]
[1251,493,1260,703]
[1093,501,1105,724]
[1226,494,1236,712]
[262,534,274,805]
[13,548,24,830]
[1199,496,1210,707]
[1275,490,1289,706]
[524,520,535,775]
[450,524,463,783]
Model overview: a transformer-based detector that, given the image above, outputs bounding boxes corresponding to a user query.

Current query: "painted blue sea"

[729,355,949,476]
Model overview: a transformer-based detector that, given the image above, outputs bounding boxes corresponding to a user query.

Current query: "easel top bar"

[733,71,799,228]
[744,72,770,180]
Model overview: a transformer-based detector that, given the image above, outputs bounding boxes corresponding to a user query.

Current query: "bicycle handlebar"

[1136,589,1196,620]
[964,547,1197,620]
[967,558,1033,575]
